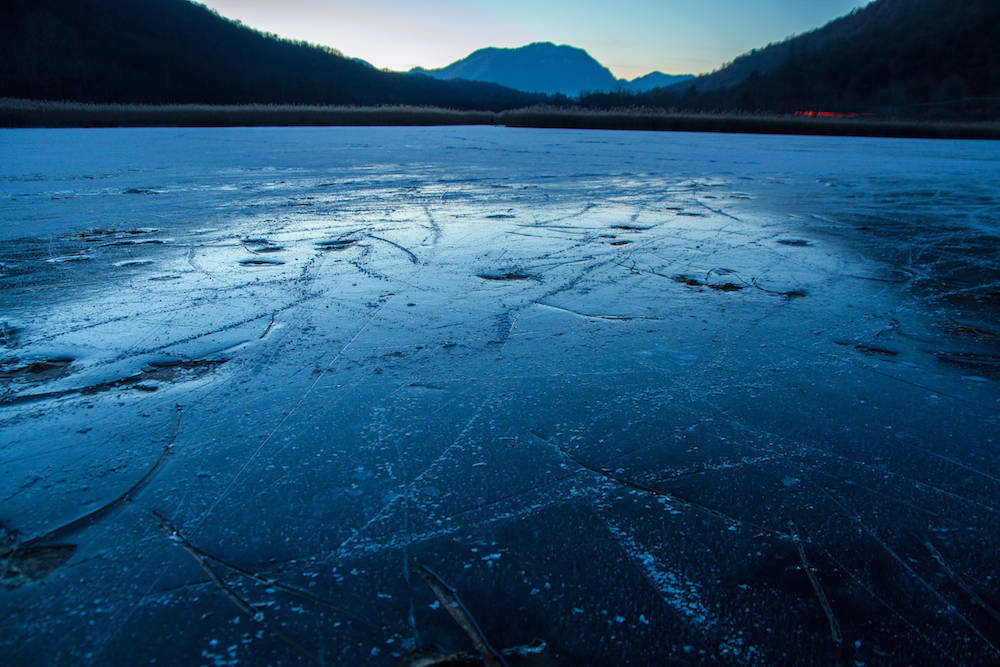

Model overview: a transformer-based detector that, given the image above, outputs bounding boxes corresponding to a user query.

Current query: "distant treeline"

[4,100,998,140]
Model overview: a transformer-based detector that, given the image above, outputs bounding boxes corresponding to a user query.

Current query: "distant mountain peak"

[412,43,692,97]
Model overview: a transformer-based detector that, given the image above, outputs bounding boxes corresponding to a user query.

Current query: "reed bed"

[3,99,998,139]
[498,106,1000,140]
[0,99,496,128]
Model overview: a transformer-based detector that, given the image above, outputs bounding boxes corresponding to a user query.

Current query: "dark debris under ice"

[1,127,999,665]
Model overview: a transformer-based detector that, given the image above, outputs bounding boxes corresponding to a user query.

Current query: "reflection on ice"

[1,127,999,664]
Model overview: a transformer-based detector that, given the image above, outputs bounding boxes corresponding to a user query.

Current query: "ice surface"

[1,127,999,664]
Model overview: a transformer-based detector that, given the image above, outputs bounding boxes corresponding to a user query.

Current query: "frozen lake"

[1,126,999,665]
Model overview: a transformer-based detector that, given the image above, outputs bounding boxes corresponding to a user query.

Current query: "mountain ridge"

[2,0,994,120]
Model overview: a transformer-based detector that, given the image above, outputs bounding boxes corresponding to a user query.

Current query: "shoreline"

[2,100,998,140]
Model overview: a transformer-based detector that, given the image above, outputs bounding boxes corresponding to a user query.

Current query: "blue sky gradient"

[198,0,871,77]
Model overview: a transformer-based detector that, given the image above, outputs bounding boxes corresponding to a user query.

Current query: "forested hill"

[584,0,1000,119]
[0,0,544,109]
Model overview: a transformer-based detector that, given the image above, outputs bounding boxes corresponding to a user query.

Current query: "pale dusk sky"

[197,0,871,79]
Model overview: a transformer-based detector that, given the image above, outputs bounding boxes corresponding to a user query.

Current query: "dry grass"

[3,99,998,139]
[0,99,497,128]
[499,106,1000,140]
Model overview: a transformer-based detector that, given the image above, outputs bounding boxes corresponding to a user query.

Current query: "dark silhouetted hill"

[583,0,1000,119]
[0,0,544,109]
[413,43,692,97]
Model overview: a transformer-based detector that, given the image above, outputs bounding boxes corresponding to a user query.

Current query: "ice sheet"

[1,127,999,664]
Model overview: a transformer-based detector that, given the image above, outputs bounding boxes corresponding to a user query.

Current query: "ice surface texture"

[1,127,999,665]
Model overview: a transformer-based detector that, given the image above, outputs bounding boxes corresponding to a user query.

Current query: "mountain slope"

[0,0,544,109]
[635,0,1000,118]
[414,42,692,97]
